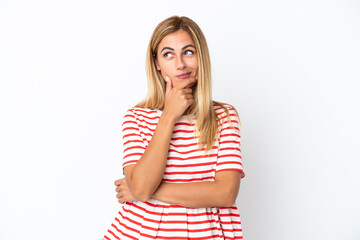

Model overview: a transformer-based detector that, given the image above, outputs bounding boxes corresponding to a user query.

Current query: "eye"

[184,50,194,55]
[163,52,173,58]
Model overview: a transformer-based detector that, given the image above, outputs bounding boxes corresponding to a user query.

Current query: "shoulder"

[124,106,159,118]
[213,101,239,119]
[213,101,242,133]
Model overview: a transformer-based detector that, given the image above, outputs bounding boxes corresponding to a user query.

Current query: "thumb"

[165,76,172,94]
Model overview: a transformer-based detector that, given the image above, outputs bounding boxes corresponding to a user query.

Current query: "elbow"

[133,192,151,202]
[127,171,155,202]
[221,189,238,207]
[223,198,236,207]
[222,197,236,207]
[131,185,153,202]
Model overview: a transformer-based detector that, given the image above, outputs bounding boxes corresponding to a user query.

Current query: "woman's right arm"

[123,76,196,202]
[123,113,175,202]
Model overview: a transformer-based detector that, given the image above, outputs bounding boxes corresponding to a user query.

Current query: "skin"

[154,29,199,89]
[114,30,242,208]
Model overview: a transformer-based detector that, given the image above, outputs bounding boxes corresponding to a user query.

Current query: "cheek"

[157,60,172,72]
[188,58,199,70]
[160,64,177,80]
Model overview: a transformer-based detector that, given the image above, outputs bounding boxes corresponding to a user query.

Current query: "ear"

[154,59,161,71]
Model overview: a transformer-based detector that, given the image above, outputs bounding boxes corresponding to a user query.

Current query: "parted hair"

[135,15,240,152]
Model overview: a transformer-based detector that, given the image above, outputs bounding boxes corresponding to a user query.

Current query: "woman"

[103,15,245,240]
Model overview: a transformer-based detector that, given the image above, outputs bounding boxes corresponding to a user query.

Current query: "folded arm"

[151,170,242,208]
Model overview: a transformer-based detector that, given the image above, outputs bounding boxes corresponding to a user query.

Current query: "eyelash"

[163,50,194,58]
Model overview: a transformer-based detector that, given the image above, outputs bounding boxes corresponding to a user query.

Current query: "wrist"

[160,111,177,125]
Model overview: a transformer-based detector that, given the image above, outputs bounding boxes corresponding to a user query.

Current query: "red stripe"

[122,160,137,166]
[130,108,158,115]
[216,168,243,172]
[116,213,158,232]
[175,122,195,127]
[222,126,240,132]
[218,114,238,123]
[123,133,142,139]
[122,207,160,224]
[168,147,212,155]
[108,229,121,240]
[164,169,214,175]
[219,213,241,217]
[219,140,240,145]
[220,220,241,224]
[222,228,243,232]
[171,136,198,141]
[136,122,157,132]
[225,237,243,239]
[170,142,200,148]
[123,152,143,159]
[122,119,136,126]
[126,202,219,217]
[220,133,240,138]
[219,147,240,151]
[133,113,160,120]
[216,161,242,166]
[123,126,140,132]
[123,139,143,146]
[163,176,214,182]
[137,119,158,126]
[217,154,242,159]
[159,226,222,233]
[219,206,238,210]
[166,161,217,168]
[154,234,225,240]
[123,145,146,153]
[173,129,196,134]
[129,205,220,224]
[168,153,218,161]
[118,210,223,233]
[111,222,138,239]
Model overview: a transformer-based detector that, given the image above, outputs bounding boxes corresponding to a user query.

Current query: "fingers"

[114,177,126,186]
[116,192,123,199]
[185,93,194,100]
[176,75,198,89]
[182,88,192,94]
[114,179,121,186]
[165,76,173,95]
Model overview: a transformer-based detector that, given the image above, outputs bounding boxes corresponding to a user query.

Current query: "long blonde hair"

[136,15,239,152]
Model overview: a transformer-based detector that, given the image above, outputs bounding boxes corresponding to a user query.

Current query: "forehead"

[158,30,195,50]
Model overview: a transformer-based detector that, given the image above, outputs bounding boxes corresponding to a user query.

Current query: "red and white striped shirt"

[104,103,245,240]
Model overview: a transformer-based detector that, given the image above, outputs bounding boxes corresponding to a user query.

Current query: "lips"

[176,72,191,79]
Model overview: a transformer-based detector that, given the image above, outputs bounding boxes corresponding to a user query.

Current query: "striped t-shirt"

[104,103,245,240]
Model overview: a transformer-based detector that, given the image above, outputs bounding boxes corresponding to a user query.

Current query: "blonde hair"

[136,15,239,152]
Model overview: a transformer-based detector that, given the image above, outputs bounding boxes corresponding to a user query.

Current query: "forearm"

[151,181,236,208]
[129,113,176,200]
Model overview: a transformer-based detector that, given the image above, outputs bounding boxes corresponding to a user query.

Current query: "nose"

[176,56,186,69]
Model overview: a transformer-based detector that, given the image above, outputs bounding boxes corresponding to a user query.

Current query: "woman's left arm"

[151,170,243,208]
[115,170,243,208]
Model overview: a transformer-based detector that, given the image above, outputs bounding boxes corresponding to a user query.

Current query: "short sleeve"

[121,109,146,173]
[215,107,245,178]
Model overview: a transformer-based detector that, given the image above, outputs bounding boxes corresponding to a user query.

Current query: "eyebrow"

[160,44,196,53]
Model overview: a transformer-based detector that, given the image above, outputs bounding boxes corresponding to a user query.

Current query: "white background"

[1,0,359,239]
